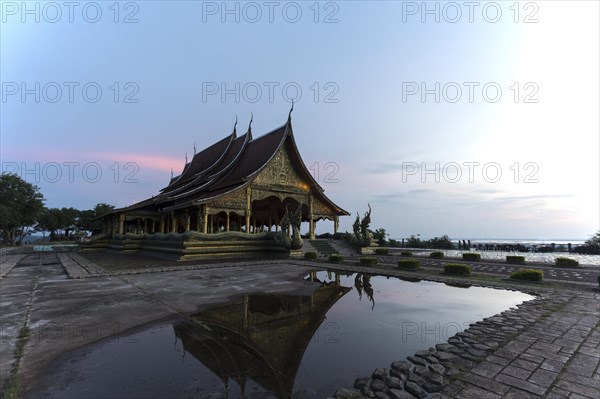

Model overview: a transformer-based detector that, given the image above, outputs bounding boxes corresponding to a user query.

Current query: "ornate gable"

[252,145,309,193]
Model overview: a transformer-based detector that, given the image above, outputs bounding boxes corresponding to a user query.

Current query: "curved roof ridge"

[159,127,237,195]
[166,129,252,201]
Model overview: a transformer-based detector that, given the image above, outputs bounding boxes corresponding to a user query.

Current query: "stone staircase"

[308,239,344,258]
[326,239,359,257]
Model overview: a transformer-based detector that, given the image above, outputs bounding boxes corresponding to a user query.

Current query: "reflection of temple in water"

[173,272,350,398]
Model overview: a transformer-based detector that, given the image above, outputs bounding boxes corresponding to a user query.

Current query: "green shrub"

[506,255,526,264]
[329,254,344,263]
[359,257,377,266]
[397,259,421,270]
[429,251,444,259]
[444,263,472,276]
[510,269,543,281]
[555,257,579,268]
[462,253,481,261]
[401,251,413,256]
[375,248,389,255]
[304,251,318,260]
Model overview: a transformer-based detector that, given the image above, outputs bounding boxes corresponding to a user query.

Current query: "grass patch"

[506,255,526,264]
[429,251,444,259]
[397,259,421,270]
[555,257,579,268]
[510,269,543,281]
[444,263,472,276]
[328,254,344,263]
[375,248,389,255]
[359,257,377,266]
[462,253,481,261]
[304,251,318,260]
[2,326,31,399]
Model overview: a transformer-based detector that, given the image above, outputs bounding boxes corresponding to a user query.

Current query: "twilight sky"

[1,1,598,240]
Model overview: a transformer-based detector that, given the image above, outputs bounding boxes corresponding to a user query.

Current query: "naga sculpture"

[352,204,373,247]
[277,204,304,250]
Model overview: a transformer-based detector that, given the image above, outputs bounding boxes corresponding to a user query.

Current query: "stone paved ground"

[322,259,600,399]
[1,249,599,399]
[350,255,599,286]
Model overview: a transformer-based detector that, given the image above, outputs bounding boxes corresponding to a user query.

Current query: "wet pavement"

[1,249,599,399]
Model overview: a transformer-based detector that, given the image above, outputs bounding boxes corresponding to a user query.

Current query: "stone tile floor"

[1,249,599,399]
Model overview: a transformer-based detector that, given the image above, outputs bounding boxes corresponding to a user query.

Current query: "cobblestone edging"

[330,287,599,399]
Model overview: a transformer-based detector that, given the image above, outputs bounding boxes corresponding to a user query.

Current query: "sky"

[1,0,599,240]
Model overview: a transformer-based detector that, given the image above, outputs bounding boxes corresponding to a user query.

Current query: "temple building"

[96,111,349,259]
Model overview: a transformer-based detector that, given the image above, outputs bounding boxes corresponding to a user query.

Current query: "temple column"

[334,215,339,235]
[118,214,125,235]
[242,295,249,330]
[185,210,190,231]
[245,188,251,234]
[171,213,176,233]
[159,215,165,233]
[196,207,200,231]
[226,212,230,232]
[309,196,315,240]
[203,207,208,234]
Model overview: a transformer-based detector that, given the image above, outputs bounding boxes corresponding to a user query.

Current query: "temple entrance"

[251,196,309,234]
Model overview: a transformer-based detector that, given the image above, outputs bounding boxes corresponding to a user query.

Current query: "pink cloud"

[88,152,184,173]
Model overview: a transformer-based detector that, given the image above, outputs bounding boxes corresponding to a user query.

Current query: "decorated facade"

[97,111,348,258]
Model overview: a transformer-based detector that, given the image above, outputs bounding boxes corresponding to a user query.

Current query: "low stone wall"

[83,232,289,261]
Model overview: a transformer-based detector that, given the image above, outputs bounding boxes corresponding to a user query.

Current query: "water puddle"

[36,271,534,398]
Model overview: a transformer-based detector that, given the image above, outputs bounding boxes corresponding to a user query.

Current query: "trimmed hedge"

[375,248,389,255]
[304,251,318,260]
[555,257,579,268]
[397,259,421,270]
[506,255,526,264]
[401,251,413,256]
[444,263,472,276]
[462,253,481,261]
[510,269,543,281]
[429,251,444,259]
[329,254,344,263]
[359,257,377,266]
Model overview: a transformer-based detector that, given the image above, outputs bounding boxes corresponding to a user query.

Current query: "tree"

[0,173,45,245]
[78,203,115,236]
[36,208,64,239]
[371,228,388,247]
[574,230,600,255]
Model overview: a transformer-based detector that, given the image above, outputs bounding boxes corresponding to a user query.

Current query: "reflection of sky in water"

[39,273,533,399]
[293,273,533,396]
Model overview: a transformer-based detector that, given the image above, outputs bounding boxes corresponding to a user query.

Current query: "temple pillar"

[118,214,125,235]
[226,212,230,232]
[334,215,339,235]
[185,210,190,231]
[245,188,251,234]
[196,207,200,231]
[203,207,208,234]
[309,196,315,240]
[159,216,165,233]
[171,213,176,233]
[242,295,249,330]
